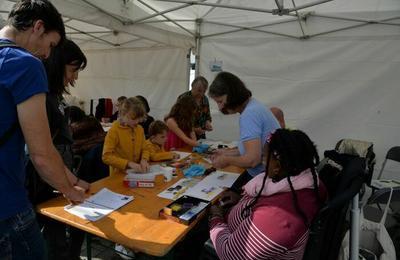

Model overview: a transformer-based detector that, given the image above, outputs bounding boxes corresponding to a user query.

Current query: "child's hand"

[140,159,150,173]
[194,127,205,136]
[172,153,180,160]
[128,162,143,172]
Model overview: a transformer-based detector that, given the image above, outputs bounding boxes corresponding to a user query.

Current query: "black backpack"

[25,129,60,205]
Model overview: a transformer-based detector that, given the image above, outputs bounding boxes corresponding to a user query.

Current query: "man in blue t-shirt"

[0,1,85,259]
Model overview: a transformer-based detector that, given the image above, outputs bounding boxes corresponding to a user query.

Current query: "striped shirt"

[210,188,326,260]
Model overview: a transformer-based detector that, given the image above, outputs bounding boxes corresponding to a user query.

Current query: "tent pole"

[195,19,202,77]
[67,30,113,35]
[308,23,375,38]
[290,0,306,38]
[308,15,400,38]
[157,0,333,16]
[201,0,222,18]
[202,20,301,39]
[65,24,118,47]
[137,0,195,36]
[186,48,191,90]
[138,19,196,24]
[350,194,360,260]
[129,3,192,24]
[310,13,400,26]
[81,0,127,25]
[288,0,333,12]
[157,0,274,14]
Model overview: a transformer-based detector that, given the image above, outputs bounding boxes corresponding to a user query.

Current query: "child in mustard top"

[145,120,180,161]
[102,97,150,176]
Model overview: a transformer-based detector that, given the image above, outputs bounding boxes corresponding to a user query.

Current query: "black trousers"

[39,216,85,260]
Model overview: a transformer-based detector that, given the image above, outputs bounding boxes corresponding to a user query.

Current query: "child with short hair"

[102,97,150,176]
[145,120,180,161]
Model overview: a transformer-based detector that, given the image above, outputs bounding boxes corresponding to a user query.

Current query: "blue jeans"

[0,207,47,260]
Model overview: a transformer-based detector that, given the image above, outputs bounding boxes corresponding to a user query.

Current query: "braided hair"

[241,129,321,227]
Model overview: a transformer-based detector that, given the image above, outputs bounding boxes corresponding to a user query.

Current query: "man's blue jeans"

[0,207,47,260]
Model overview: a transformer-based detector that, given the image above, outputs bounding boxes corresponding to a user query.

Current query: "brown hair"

[209,71,252,111]
[8,0,65,43]
[148,120,168,137]
[165,95,197,134]
[119,97,145,120]
[117,96,127,103]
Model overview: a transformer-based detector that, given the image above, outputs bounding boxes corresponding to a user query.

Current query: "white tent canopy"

[1,0,400,178]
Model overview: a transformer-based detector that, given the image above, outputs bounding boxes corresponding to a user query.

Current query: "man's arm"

[17,94,85,203]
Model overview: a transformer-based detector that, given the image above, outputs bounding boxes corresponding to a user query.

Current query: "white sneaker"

[114,244,135,259]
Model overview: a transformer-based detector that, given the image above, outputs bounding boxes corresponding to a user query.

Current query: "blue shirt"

[0,39,48,220]
[238,98,280,177]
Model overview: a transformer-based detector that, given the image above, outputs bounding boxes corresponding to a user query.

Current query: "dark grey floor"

[80,237,129,260]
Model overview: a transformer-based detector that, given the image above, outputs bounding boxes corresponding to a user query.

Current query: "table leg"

[86,233,92,260]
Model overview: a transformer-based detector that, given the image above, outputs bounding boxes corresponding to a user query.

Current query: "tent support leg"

[195,19,202,77]
[350,193,360,260]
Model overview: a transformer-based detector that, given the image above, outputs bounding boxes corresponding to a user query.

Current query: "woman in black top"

[42,39,89,260]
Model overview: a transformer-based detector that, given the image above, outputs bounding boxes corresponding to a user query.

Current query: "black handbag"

[25,129,61,205]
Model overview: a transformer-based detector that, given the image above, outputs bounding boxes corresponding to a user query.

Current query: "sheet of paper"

[184,182,224,201]
[185,171,239,201]
[126,165,174,181]
[85,188,133,209]
[101,123,112,132]
[102,126,111,132]
[126,165,171,175]
[64,188,133,221]
[204,171,240,189]
[174,151,192,160]
[158,171,240,201]
[65,201,112,222]
[158,178,200,200]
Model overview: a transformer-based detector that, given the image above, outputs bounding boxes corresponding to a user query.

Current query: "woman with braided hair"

[209,128,327,260]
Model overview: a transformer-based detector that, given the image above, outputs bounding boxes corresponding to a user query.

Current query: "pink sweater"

[164,130,187,151]
[210,170,327,260]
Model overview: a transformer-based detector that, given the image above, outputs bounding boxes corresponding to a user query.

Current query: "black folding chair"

[303,157,368,260]
[365,187,400,224]
[376,146,400,180]
[370,146,400,210]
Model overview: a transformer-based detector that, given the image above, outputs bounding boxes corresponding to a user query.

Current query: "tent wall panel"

[201,31,400,179]
[69,47,188,121]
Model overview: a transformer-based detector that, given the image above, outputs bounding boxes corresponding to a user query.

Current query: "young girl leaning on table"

[102,97,150,176]
[164,95,199,151]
